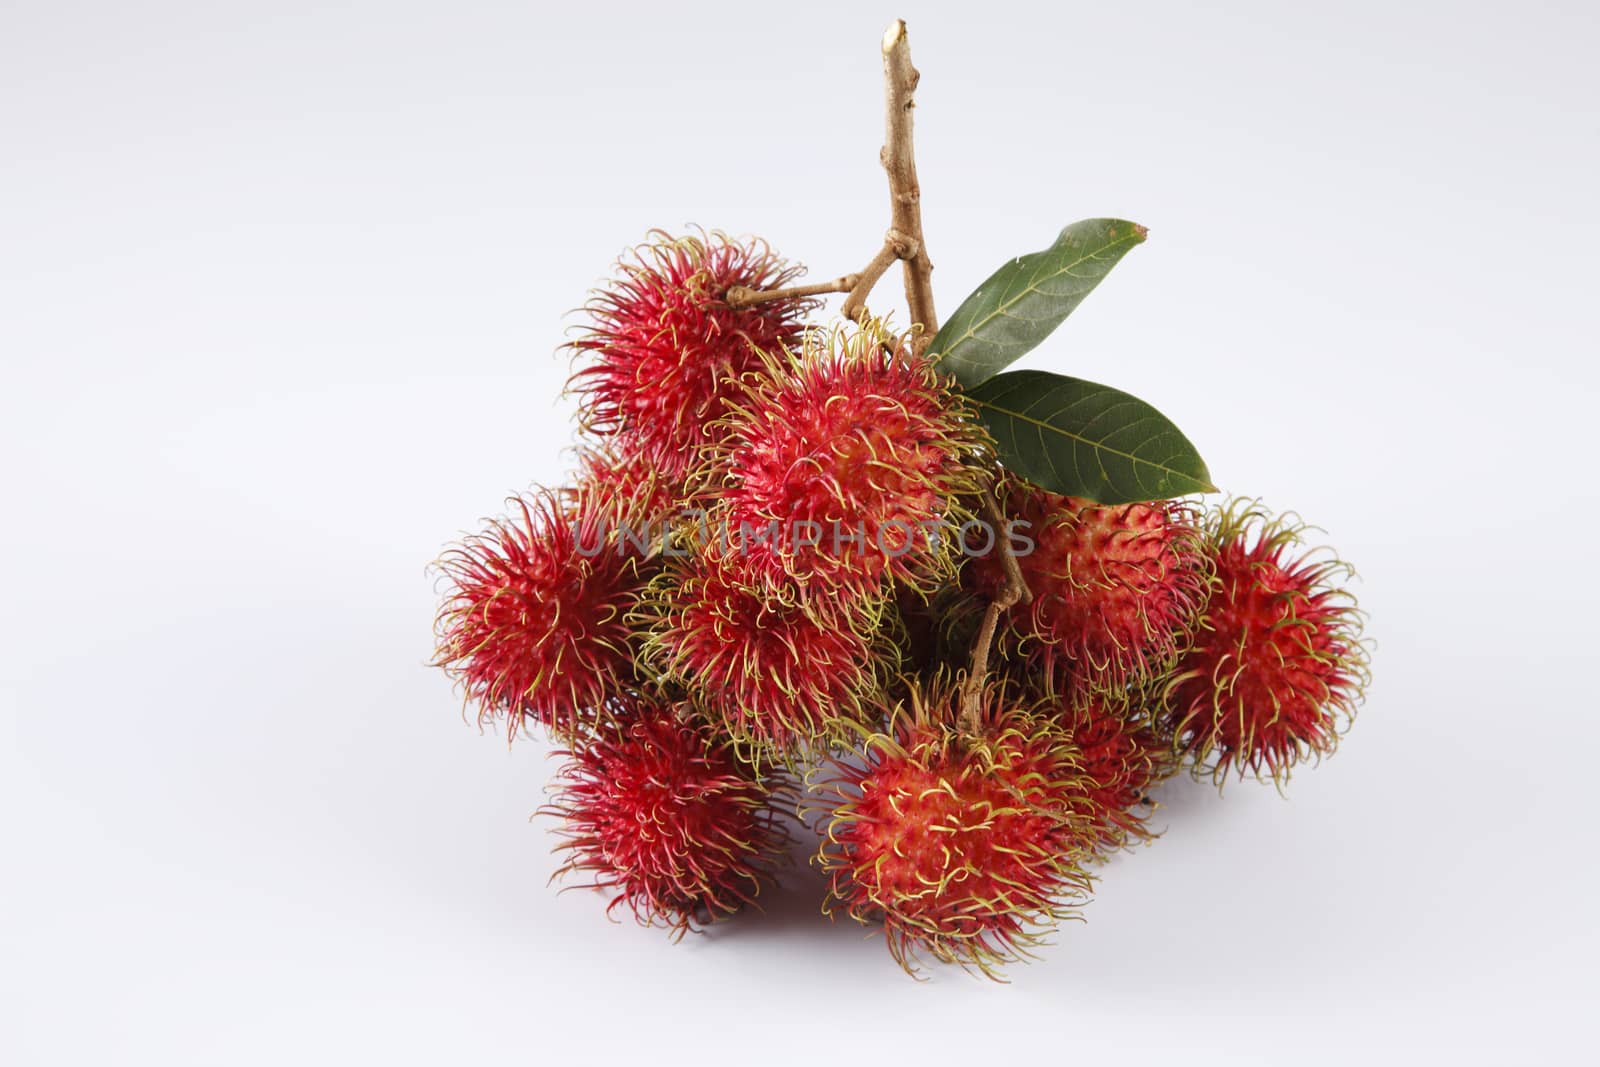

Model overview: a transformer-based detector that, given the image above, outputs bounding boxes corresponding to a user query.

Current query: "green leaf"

[968,369,1215,503]
[929,219,1147,388]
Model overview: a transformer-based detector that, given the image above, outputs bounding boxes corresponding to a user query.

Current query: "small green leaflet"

[930,219,1147,388]
[968,369,1215,504]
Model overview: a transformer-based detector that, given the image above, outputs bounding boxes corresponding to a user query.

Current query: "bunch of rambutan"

[430,21,1370,979]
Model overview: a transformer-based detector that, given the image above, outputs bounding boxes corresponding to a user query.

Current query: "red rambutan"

[432,486,647,740]
[714,320,989,595]
[1165,500,1369,782]
[1059,693,1177,854]
[543,695,792,936]
[568,231,812,482]
[573,443,686,532]
[815,677,1095,978]
[963,476,1210,695]
[638,536,892,756]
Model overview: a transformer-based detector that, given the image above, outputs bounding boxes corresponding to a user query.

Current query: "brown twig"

[840,233,910,321]
[879,19,937,350]
[725,275,860,310]
[959,602,1006,734]
[982,493,1032,608]
[720,20,937,339]
[958,492,1032,733]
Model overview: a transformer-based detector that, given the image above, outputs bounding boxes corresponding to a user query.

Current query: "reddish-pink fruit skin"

[1062,696,1175,852]
[574,443,688,531]
[1167,506,1367,780]
[643,537,885,753]
[544,698,790,936]
[818,681,1093,976]
[570,232,810,482]
[432,489,645,740]
[717,326,987,595]
[965,478,1209,694]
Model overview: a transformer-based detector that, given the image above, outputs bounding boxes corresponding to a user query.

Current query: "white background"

[4,1,1596,1062]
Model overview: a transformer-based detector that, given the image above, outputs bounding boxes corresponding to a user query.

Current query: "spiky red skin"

[1061,696,1175,853]
[433,490,645,740]
[545,698,790,935]
[574,443,689,531]
[965,479,1209,694]
[570,233,810,482]
[717,330,986,595]
[644,539,885,753]
[818,682,1093,975]
[1168,513,1366,780]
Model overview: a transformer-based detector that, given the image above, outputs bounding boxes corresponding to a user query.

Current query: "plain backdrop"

[4,0,1597,1062]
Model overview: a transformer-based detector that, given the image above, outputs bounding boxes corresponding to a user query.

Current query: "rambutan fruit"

[573,443,685,532]
[543,695,792,937]
[961,476,1210,695]
[568,231,812,482]
[432,486,647,740]
[815,677,1095,978]
[1058,693,1177,854]
[1165,500,1369,782]
[637,536,892,757]
[714,320,990,596]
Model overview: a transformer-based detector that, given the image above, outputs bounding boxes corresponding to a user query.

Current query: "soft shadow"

[1145,771,1230,817]
[694,816,867,949]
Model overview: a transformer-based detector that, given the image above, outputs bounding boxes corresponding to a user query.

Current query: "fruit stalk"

[958,492,1031,731]
[879,19,938,348]
[721,21,935,337]
[839,232,912,321]
[724,274,861,309]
